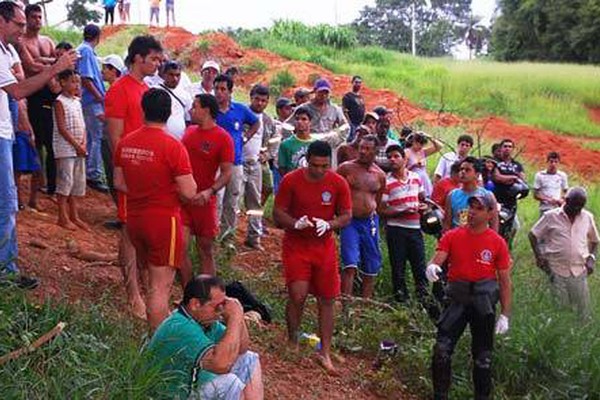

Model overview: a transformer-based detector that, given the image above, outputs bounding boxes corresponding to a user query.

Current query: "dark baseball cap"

[373,105,391,116]
[276,97,294,109]
[294,87,312,98]
[468,193,494,210]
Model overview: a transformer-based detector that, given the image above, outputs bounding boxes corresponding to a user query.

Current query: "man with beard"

[337,135,385,298]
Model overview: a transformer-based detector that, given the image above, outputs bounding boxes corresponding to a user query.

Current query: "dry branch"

[0,322,66,366]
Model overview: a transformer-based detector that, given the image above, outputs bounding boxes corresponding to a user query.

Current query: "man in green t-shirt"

[146,276,263,399]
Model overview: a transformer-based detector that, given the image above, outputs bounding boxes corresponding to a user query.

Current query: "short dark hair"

[0,1,19,22]
[250,83,270,98]
[142,88,171,123]
[450,161,461,175]
[57,69,78,81]
[306,140,331,159]
[83,24,101,42]
[104,64,122,78]
[491,143,501,154]
[225,66,240,77]
[56,41,73,51]
[160,60,181,74]
[457,134,473,146]
[126,35,163,66]
[500,138,514,147]
[294,107,312,120]
[352,75,362,82]
[183,275,225,306]
[547,151,560,161]
[214,73,234,92]
[385,144,405,158]
[195,93,219,120]
[359,134,378,147]
[25,4,42,17]
[461,156,482,173]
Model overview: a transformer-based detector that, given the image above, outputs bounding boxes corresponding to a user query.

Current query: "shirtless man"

[336,125,368,165]
[18,4,58,194]
[337,135,386,298]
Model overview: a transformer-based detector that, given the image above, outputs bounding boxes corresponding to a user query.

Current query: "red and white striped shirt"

[382,171,424,229]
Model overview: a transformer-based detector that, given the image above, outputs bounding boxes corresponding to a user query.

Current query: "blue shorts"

[12,131,41,174]
[340,215,382,276]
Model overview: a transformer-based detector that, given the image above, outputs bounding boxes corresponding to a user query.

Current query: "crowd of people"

[102,0,176,27]
[0,2,598,398]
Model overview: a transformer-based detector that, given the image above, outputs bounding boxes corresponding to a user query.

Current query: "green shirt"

[278,135,314,174]
[146,308,226,399]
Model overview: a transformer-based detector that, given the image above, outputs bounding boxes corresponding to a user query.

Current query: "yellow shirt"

[531,207,600,277]
[150,0,160,7]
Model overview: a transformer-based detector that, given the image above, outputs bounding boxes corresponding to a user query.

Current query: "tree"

[352,0,473,57]
[66,0,101,28]
[491,0,600,63]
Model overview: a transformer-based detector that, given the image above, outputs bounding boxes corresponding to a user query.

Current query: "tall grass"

[238,26,600,138]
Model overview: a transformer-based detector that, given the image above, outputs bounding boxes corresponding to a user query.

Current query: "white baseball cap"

[100,54,125,73]
[201,60,220,73]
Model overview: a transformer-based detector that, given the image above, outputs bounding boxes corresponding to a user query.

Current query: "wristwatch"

[588,254,596,261]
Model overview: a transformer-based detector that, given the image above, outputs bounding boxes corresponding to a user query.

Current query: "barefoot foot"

[316,353,340,376]
[58,220,77,230]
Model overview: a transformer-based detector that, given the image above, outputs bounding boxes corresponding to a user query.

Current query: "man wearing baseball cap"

[100,54,125,82]
[191,60,220,96]
[426,192,512,400]
[299,78,348,136]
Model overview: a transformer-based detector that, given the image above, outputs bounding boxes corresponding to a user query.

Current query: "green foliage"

[96,25,148,57]
[269,20,357,49]
[66,0,102,28]
[196,38,210,53]
[491,0,600,63]
[352,0,474,56]
[269,70,296,98]
[243,59,268,74]
[41,27,81,47]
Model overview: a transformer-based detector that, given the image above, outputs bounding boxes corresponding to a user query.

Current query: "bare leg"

[28,171,42,209]
[146,264,176,330]
[285,281,309,345]
[68,196,90,231]
[180,227,193,290]
[242,359,264,400]
[361,275,375,299]
[317,297,339,376]
[57,194,76,230]
[120,229,146,319]
[340,267,356,297]
[14,172,23,208]
[197,235,216,276]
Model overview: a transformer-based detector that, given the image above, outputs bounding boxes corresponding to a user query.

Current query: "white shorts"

[56,157,86,197]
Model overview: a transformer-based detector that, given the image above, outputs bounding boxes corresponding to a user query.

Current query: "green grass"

[238,30,600,138]
[41,27,81,47]
[96,25,148,57]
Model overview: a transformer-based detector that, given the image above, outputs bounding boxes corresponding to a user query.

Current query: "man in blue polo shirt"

[77,24,108,192]
[214,74,260,236]
[146,275,263,399]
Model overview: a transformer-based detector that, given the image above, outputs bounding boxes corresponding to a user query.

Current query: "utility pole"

[411,2,416,56]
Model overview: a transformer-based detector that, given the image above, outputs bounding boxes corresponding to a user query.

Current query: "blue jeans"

[83,102,105,182]
[0,138,19,274]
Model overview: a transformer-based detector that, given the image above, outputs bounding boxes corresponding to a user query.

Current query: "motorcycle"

[498,180,530,245]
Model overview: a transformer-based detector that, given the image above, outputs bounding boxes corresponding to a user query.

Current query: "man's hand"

[294,215,314,230]
[52,50,78,74]
[192,188,213,207]
[221,297,244,322]
[426,264,442,282]
[313,218,331,237]
[75,144,87,157]
[495,314,509,335]
[586,255,595,275]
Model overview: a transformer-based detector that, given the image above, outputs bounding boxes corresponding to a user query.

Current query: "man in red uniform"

[426,193,512,400]
[105,35,163,320]
[274,140,352,375]
[181,94,234,282]
[114,89,197,330]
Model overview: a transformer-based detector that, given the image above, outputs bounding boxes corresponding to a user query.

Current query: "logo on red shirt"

[200,140,213,153]
[321,191,332,205]
[478,249,493,265]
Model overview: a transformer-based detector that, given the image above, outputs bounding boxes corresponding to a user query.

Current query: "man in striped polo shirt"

[378,144,428,303]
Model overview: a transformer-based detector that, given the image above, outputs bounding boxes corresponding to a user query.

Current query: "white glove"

[294,215,314,230]
[425,264,442,282]
[495,314,509,335]
[313,218,331,237]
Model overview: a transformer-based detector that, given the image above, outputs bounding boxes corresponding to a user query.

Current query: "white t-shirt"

[0,42,17,140]
[243,112,264,162]
[156,83,193,140]
[534,170,568,211]
[7,44,20,67]
[434,151,459,179]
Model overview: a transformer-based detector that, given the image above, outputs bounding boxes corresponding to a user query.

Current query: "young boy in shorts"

[52,70,89,231]
[13,99,42,211]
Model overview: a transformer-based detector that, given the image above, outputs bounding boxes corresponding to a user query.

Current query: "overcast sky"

[44,0,497,32]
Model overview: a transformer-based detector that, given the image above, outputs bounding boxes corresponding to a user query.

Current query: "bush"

[269,70,296,97]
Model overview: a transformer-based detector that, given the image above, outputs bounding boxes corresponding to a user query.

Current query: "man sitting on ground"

[146,275,264,400]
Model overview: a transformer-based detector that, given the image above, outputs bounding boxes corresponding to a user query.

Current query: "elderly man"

[192,60,219,96]
[146,275,264,400]
[529,187,599,319]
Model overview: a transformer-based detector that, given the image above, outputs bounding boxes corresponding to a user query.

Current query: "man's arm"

[193,162,233,207]
[492,168,518,185]
[273,205,297,230]
[244,120,261,141]
[175,174,198,202]
[489,193,499,232]
[238,319,250,355]
[2,51,77,100]
[329,208,352,230]
[113,166,127,193]
[429,250,449,267]
[200,299,245,374]
[497,268,512,317]
[81,78,104,103]
[528,231,550,274]
[442,194,453,232]
[106,117,124,151]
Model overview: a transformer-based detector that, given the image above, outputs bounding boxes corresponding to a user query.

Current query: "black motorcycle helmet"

[421,207,444,236]
[508,180,530,200]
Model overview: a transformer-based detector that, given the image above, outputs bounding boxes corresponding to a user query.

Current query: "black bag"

[225,281,272,324]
